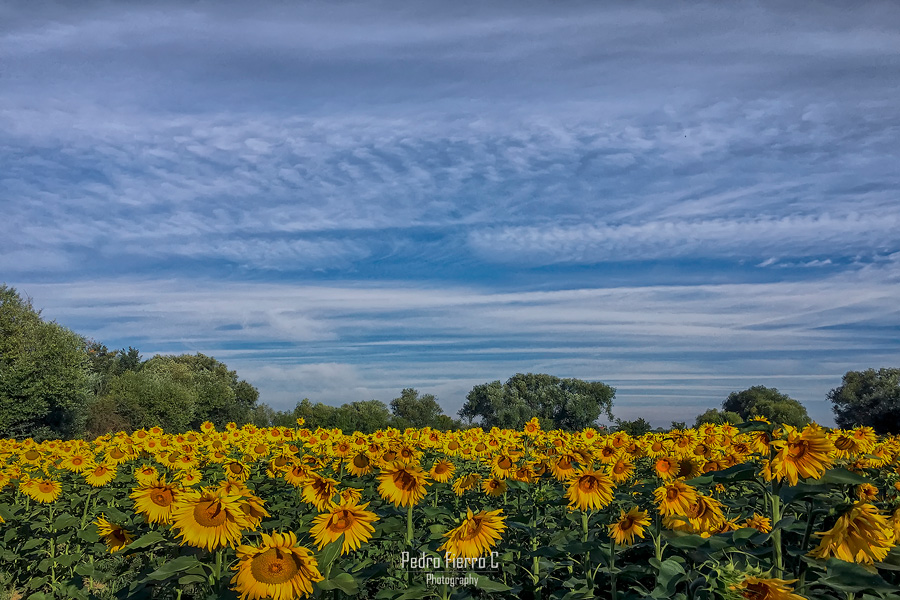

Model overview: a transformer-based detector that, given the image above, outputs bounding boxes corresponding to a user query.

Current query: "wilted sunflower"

[131,477,180,524]
[231,531,323,600]
[377,463,430,507]
[439,508,506,559]
[856,483,879,501]
[608,507,650,546]
[310,502,377,554]
[730,576,806,600]
[171,488,252,551]
[565,467,615,511]
[23,478,62,503]
[452,473,481,496]
[654,481,697,517]
[809,501,895,564]
[744,513,772,533]
[95,515,133,552]
[769,425,835,486]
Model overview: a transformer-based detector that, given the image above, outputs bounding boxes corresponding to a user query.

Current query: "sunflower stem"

[406,504,414,547]
[582,510,592,588]
[48,502,57,585]
[609,539,617,600]
[214,548,223,593]
[769,484,783,579]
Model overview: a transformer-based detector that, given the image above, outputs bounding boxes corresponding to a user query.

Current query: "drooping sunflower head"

[481,477,507,498]
[377,463,430,507]
[565,468,615,512]
[231,531,323,600]
[809,501,894,565]
[95,515,133,553]
[769,425,835,486]
[439,508,506,560]
[608,507,650,546]
[452,473,481,496]
[310,502,378,555]
[743,513,772,534]
[729,575,806,600]
[302,474,340,511]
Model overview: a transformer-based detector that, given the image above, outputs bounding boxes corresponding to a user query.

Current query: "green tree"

[390,388,456,430]
[0,285,91,439]
[693,408,742,428]
[828,368,900,434]
[614,417,652,436]
[460,373,615,431]
[722,385,810,428]
[335,400,394,433]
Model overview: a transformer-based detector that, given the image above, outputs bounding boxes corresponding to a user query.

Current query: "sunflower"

[607,457,635,483]
[225,461,251,482]
[429,459,456,483]
[439,508,506,560]
[452,473,481,496]
[283,464,312,487]
[302,474,340,511]
[134,464,159,485]
[179,468,203,487]
[654,456,679,480]
[856,483,879,501]
[85,464,117,487]
[565,467,615,511]
[608,507,650,546]
[809,501,895,564]
[310,502,377,554]
[60,454,94,473]
[171,488,252,551]
[744,513,772,533]
[481,477,507,497]
[95,515,133,552]
[686,494,725,534]
[24,478,62,503]
[346,452,373,477]
[769,425,835,486]
[730,576,806,600]
[231,531,323,600]
[377,463,430,507]
[654,481,697,517]
[131,477,180,524]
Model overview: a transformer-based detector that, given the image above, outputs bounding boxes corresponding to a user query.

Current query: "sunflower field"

[2,418,900,600]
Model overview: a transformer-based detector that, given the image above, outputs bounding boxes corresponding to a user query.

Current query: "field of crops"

[1,418,899,600]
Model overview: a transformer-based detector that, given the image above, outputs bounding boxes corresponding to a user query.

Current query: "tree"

[460,373,615,431]
[722,386,810,428]
[0,285,91,439]
[390,388,456,430]
[693,408,742,428]
[614,418,652,437]
[828,368,900,434]
[93,352,260,433]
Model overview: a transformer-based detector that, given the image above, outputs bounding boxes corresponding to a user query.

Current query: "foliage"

[722,385,810,428]
[828,367,900,434]
[614,417,652,436]
[389,388,458,430]
[90,353,259,434]
[0,285,91,440]
[460,373,615,430]
[693,408,742,428]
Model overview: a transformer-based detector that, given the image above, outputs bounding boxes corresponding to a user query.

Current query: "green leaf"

[650,557,685,597]
[178,574,208,585]
[819,558,897,593]
[146,556,204,581]
[317,535,343,575]
[21,538,44,551]
[470,573,512,592]
[817,468,872,486]
[123,530,166,551]
[52,513,80,530]
[375,585,429,600]
[686,463,758,486]
[320,572,359,595]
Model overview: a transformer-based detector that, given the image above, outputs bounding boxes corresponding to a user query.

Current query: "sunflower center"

[434,463,450,474]
[392,470,418,491]
[194,500,227,527]
[787,442,808,460]
[835,437,854,450]
[613,462,626,474]
[448,442,460,451]
[330,510,354,531]
[666,488,680,501]
[111,529,127,544]
[250,548,301,585]
[498,457,512,469]
[620,516,634,530]
[151,489,174,507]
[38,482,55,493]
[578,476,598,492]
[740,582,770,600]
[110,449,125,459]
[229,463,244,474]
[24,450,40,460]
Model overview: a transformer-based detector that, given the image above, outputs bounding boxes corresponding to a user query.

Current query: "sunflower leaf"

[317,535,344,575]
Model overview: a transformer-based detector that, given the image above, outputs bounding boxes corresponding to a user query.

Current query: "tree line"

[3,284,900,439]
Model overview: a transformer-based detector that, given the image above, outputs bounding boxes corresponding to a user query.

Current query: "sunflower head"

[310,502,378,554]
[439,508,506,560]
[377,463,430,507]
[565,467,615,512]
[232,531,323,600]
[608,507,650,546]
[95,515,133,552]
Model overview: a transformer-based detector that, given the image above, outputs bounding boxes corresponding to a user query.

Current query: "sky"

[2,1,899,426]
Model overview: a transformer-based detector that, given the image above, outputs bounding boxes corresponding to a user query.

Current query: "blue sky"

[2,1,899,426]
